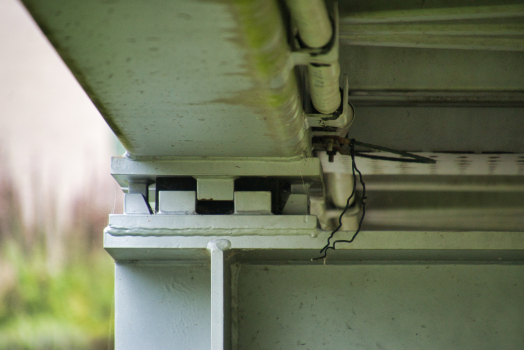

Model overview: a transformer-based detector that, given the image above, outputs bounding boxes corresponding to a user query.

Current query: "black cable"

[312,138,435,260]
[312,139,366,261]
[338,140,436,164]
[354,140,435,162]
[331,152,366,250]
[354,153,432,163]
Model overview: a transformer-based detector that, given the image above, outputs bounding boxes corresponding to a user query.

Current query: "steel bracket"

[306,75,354,135]
[290,5,339,67]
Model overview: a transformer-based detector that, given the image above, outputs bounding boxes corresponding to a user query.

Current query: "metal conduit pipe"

[308,63,341,114]
[286,0,342,114]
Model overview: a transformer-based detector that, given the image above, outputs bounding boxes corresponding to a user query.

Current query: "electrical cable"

[338,140,436,164]
[312,139,366,260]
[312,138,434,261]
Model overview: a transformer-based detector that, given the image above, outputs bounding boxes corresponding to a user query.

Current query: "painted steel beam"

[339,4,524,51]
[22,0,310,158]
[110,156,323,189]
[104,230,524,261]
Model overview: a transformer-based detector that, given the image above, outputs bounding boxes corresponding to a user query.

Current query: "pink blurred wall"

[0,0,119,233]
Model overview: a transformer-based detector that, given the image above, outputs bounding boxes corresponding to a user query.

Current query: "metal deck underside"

[22,0,310,158]
[22,0,524,156]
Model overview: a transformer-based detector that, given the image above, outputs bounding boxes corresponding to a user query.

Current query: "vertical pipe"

[324,172,355,209]
[308,63,341,114]
[286,0,342,114]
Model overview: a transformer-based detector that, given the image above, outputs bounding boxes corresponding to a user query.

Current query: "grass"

[0,242,114,350]
[0,152,117,349]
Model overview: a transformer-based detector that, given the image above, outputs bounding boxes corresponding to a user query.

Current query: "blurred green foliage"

[0,241,114,350]
[0,154,116,349]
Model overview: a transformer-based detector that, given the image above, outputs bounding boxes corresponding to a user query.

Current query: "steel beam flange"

[207,239,232,350]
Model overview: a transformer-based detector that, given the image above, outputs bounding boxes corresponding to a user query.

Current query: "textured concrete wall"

[236,264,524,349]
[115,262,211,350]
